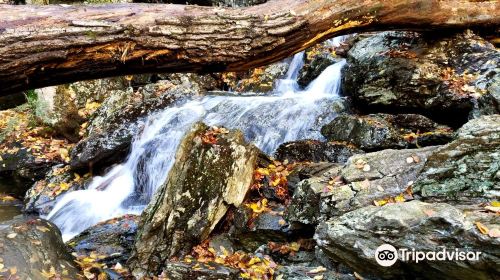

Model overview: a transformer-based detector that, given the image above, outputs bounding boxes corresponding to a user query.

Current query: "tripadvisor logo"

[374,244,482,267]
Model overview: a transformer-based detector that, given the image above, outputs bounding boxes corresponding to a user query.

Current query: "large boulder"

[414,114,500,203]
[321,113,453,151]
[0,218,81,279]
[343,31,499,126]
[129,123,261,277]
[315,201,500,280]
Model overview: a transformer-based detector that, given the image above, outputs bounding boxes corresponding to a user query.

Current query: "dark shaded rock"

[321,113,453,151]
[0,92,25,110]
[287,147,437,224]
[315,201,500,280]
[67,214,139,268]
[24,165,90,215]
[0,218,81,279]
[298,46,342,88]
[230,202,290,252]
[129,123,260,277]
[70,82,198,171]
[414,114,500,203]
[274,140,363,164]
[0,142,58,191]
[343,31,499,126]
[160,260,240,280]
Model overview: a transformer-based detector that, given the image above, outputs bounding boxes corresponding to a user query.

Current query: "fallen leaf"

[475,222,489,235]
[6,233,16,239]
[309,266,327,274]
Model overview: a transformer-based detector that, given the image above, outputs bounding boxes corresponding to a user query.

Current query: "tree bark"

[0,0,498,95]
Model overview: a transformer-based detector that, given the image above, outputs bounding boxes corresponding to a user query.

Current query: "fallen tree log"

[0,0,498,95]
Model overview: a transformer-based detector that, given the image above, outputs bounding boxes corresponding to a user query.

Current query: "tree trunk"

[0,0,498,95]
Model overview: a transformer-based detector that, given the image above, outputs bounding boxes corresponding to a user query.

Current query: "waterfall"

[47,57,347,241]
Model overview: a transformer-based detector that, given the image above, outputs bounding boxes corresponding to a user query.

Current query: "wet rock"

[298,44,342,88]
[160,260,240,280]
[343,31,499,126]
[321,113,453,151]
[70,82,199,171]
[287,147,437,224]
[67,214,139,268]
[0,218,81,279]
[315,200,500,279]
[129,123,261,277]
[414,115,500,203]
[24,165,90,215]
[274,140,363,164]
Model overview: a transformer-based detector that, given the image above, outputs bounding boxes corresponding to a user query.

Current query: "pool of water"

[0,177,23,226]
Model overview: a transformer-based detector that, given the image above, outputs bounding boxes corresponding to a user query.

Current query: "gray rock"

[0,218,81,279]
[343,31,499,126]
[321,113,453,151]
[287,147,436,224]
[315,201,500,279]
[129,122,260,277]
[414,115,500,203]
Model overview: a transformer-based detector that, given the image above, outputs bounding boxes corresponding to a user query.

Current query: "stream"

[45,45,348,241]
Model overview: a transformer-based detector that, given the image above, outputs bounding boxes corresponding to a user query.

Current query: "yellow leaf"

[394,194,405,203]
[247,257,261,266]
[374,199,388,207]
[255,168,270,176]
[309,266,327,274]
[491,201,500,207]
[59,182,70,192]
[9,266,17,275]
[475,222,489,235]
[36,226,50,233]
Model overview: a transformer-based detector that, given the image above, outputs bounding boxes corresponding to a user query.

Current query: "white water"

[47,54,347,241]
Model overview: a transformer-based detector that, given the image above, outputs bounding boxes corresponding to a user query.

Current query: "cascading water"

[47,54,347,241]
